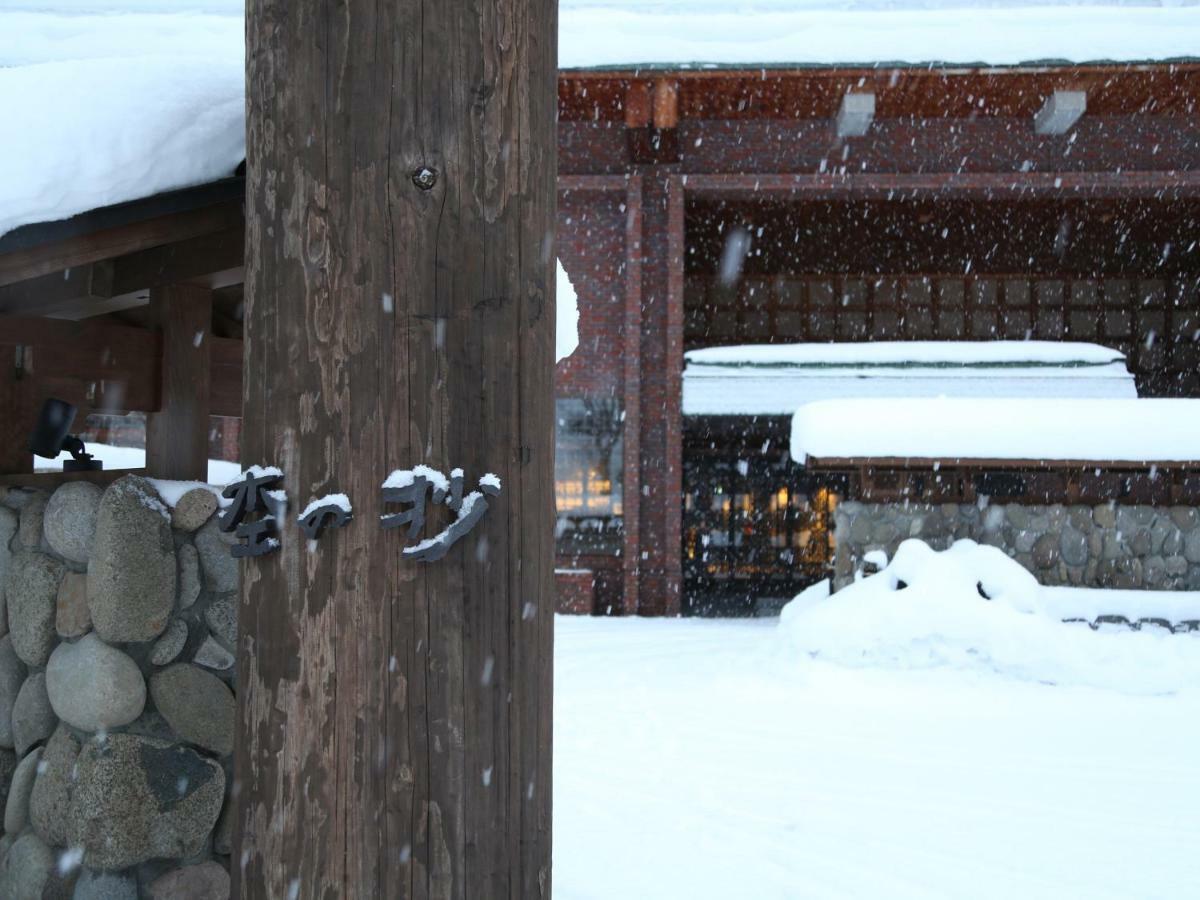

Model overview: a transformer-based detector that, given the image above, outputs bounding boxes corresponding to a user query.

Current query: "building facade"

[553,65,1200,616]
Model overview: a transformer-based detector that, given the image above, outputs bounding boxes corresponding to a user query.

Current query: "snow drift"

[779,539,1200,694]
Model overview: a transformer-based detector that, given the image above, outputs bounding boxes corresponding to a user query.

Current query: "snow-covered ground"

[554,614,1200,900]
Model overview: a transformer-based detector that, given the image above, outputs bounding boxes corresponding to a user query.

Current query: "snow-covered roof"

[684,342,1137,416]
[560,1,1200,70]
[3,3,1198,237]
[790,397,1200,463]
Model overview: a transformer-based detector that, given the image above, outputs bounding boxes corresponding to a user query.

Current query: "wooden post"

[239,0,556,897]
[0,345,36,475]
[145,283,212,481]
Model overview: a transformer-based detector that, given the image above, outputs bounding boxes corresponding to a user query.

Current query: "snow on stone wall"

[834,500,1200,598]
[0,476,237,897]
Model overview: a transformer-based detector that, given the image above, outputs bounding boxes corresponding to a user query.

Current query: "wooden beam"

[0,347,36,475]
[0,200,242,289]
[145,285,212,481]
[0,315,160,415]
[805,456,1195,471]
[0,468,145,489]
[0,227,244,320]
[238,0,556,895]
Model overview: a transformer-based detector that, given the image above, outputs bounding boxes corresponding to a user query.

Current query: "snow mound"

[778,539,1200,694]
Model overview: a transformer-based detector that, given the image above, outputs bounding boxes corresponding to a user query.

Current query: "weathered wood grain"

[237,1,556,897]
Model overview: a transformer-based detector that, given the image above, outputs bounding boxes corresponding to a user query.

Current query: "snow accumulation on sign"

[790,397,1200,463]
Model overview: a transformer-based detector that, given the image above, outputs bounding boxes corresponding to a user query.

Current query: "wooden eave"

[559,63,1200,122]
[804,456,1199,472]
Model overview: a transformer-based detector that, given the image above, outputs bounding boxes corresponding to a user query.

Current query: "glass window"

[555,398,623,520]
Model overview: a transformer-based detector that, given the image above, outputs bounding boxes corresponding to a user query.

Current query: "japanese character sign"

[218,464,501,562]
[380,466,502,561]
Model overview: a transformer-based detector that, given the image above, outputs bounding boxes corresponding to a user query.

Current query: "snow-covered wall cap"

[686,341,1127,369]
[791,397,1200,463]
[560,2,1200,69]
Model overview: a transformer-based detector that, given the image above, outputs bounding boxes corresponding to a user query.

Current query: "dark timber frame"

[236,0,556,896]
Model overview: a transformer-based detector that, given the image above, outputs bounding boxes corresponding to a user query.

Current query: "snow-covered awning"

[790,397,1200,464]
[683,342,1137,417]
[4,3,1199,238]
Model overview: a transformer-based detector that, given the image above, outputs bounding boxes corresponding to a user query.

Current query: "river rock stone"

[12,673,56,756]
[43,482,103,565]
[1093,503,1117,529]
[150,619,189,666]
[69,733,225,871]
[30,724,82,847]
[0,634,27,748]
[194,518,237,594]
[4,747,41,834]
[194,636,234,671]
[87,477,176,643]
[146,861,230,900]
[150,665,235,756]
[0,748,16,813]
[56,571,92,639]
[2,831,53,900]
[17,493,48,550]
[178,543,202,610]
[1059,527,1089,567]
[204,593,237,649]
[1032,533,1059,569]
[0,507,16,637]
[1185,530,1200,565]
[7,550,65,667]
[1170,506,1199,531]
[72,869,138,900]
[46,634,146,733]
[173,489,219,533]
[212,798,233,856]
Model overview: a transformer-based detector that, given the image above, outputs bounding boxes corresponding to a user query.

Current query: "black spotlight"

[28,398,102,472]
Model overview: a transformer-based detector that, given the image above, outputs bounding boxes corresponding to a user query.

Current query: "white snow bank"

[556,259,580,363]
[792,397,1200,462]
[1043,585,1200,626]
[687,341,1126,368]
[38,442,241,486]
[560,5,1200,69]
[778,538,1200,693]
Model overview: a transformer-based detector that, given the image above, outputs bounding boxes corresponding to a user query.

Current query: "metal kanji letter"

[380,466,501,562]
[220,467,284,557]
[298,494,354,540]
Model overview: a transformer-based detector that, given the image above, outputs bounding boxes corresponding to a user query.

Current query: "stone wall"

[834,501,1200,592]
[0,475,238,899]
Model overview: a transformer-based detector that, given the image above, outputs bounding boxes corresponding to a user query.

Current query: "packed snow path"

[554,616,1200,900]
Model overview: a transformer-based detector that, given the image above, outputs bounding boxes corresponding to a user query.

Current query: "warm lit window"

[555,398,623,519]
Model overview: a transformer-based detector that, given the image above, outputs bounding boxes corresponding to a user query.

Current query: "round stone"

[150,619,189,667]
[0,634,28,749]
[30,725,82,848]
[56,570,92,639]
[1170,506,1199,531]
[172,488,219,533]
[6,550,65,667]
[1032,533,1059,569]
[43,481,103,564]
[194,634,234,671]
[1059,527,1089,567]
[0,749,16,815]
[1093,503,1118,529]
[2,831,54,900]
[12,673,56,756]
[4,747,41,834]
[72,869,139,900]
[178,543,202,609]
[1185,530,1200,565]
[147,861,230,900]
[68,733,225,871]
[195,518,238,594]
[46,634,146,733]
[204,592,237,649]
[87,477,176,643]
[0,506,17,637]
[17,493,48,550]
[151,664,235,756]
